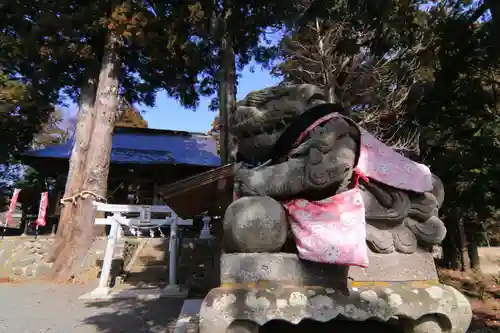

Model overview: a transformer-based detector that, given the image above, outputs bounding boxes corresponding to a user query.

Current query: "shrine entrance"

[15,127,235,298]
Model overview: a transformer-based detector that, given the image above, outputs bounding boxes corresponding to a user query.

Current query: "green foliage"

[416,11,500,230]
[15,167,45,193]
[157,0,306,109]
[0,0,204,107]
[275,1,433,148]
[0,0,307,214]
[0,0,310,193]
[32,108,73,148]
[0,72,62,209]
[0,0,306,111]
[0,73,53,164]
[276,0,500,257]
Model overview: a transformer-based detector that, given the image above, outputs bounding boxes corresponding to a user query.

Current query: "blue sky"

[139,66,281,132]
[61,65,281,133]
[135,29,285,132]
[61,29,285,133]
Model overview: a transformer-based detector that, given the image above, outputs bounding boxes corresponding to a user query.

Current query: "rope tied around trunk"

[60,190,107,206]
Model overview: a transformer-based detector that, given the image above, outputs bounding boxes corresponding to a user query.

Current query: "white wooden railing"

[86,202,211,298]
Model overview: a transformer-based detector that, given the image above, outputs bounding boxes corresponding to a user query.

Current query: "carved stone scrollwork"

[199,283,472,333]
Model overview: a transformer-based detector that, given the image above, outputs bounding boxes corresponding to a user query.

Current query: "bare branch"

[279,14,425,148]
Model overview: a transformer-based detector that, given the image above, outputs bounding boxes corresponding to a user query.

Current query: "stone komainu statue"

[197,84,472,333]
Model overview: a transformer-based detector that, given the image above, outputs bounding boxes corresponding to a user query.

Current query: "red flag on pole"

[5,188,21,226]
[36,192,49,227]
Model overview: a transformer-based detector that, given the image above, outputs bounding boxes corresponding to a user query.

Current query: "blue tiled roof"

[22,129,221,167]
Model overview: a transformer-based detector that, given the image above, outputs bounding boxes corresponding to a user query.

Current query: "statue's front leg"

[361,182,417,254]
[406,174,447,246]
[236,133,358,199]
[236,159,308,198]
[223,196,288,253]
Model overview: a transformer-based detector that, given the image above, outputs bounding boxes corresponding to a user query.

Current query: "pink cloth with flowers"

[357,127,433,193]
[282,111,433,266]
[283,186,368,267]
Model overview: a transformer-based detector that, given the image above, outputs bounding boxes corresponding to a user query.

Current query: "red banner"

[35,192,48,227]
[5,188,21,226]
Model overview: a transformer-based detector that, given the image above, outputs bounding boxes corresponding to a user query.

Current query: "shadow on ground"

[0,282,181,333]
[81,235,218,333]
[82,297,184,333]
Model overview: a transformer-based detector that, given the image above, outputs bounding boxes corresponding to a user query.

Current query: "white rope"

[105,213,186,239]
[60,190,107,206]
[126,223,172,238]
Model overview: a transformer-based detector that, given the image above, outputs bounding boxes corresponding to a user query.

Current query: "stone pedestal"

[198,252,472,333]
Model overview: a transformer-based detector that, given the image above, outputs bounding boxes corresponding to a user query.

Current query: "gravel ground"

[0,282,183,333]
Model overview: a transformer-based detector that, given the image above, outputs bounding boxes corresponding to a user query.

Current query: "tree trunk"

[218,2,237,165]
[214,0,237,289]
[458,218,466,271]
[325,84,335,104]
[466,223,481,271]
[442,227,461,269]
[314,18,335,104]
[466,241,481,271]
[49,32,121,281]
[441,211,464,270]
[47,72,98,263]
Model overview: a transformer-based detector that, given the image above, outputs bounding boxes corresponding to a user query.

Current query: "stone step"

[126,239,168,268]
[93,250,127,260]
[128,263,169,273]
[121,237,215,286]
[123,239,170,284]
[125,264,169,282]
[132,254,167,267]
[135,249,167,262]
[133,258,167,267]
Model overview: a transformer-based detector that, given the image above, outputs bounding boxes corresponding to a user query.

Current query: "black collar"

[271,103,348,161]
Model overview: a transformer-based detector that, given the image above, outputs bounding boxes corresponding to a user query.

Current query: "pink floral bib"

[282,110,432,267]
[283,171,369,267]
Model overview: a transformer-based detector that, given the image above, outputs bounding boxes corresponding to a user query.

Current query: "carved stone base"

[221,252,348,288]
[199,252,471,333]
[199,283,471,333]
[221,250,438,285]
[348,248,439,282]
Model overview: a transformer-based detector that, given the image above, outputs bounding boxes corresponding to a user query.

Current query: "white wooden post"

[94,213,120,297]
[80,202,193,300]
[117,226,124,240]
[199,216,213,240]
[164,219,179,293]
